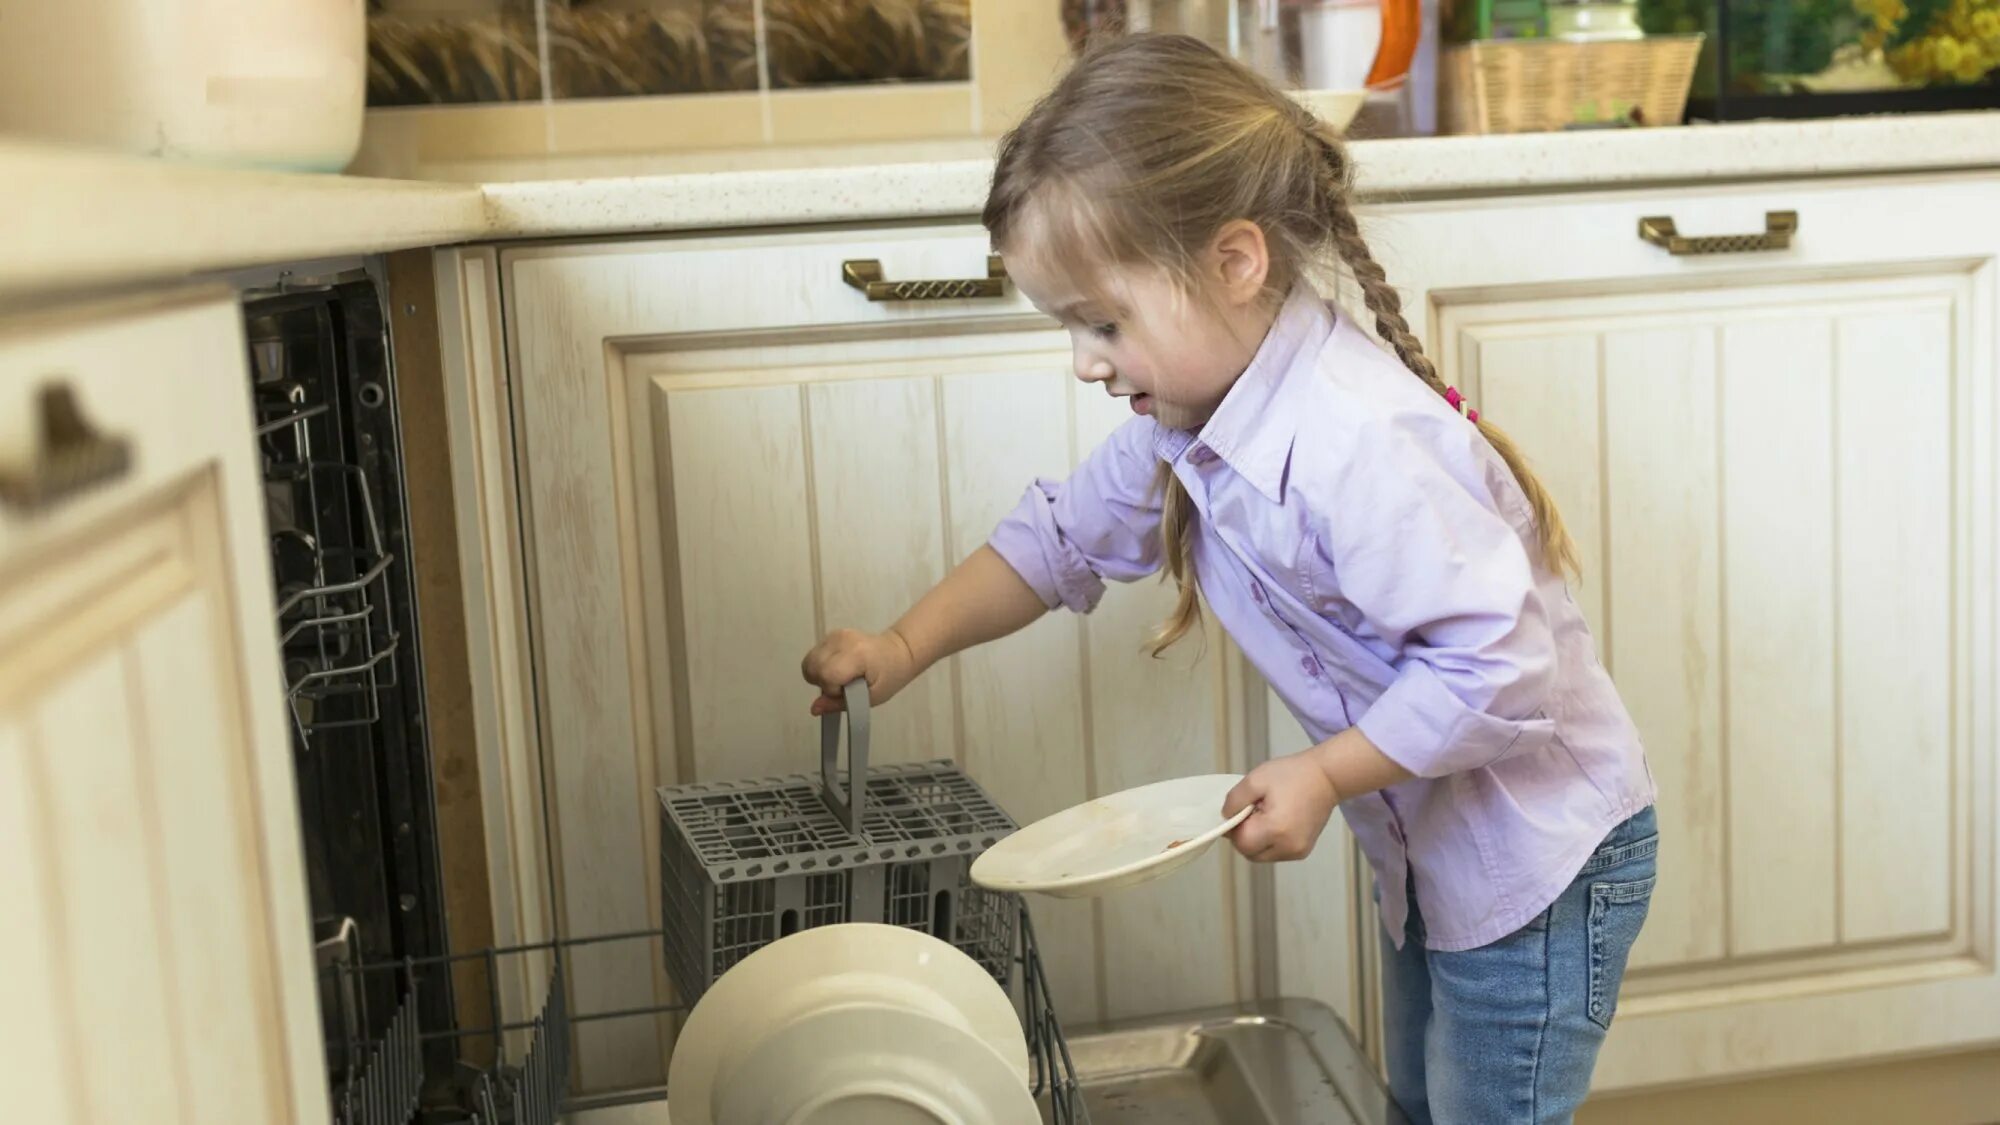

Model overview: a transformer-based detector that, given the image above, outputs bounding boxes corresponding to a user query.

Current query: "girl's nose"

[1073,352,1114,384]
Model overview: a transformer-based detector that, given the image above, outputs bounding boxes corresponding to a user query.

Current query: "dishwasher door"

[1057,998,1407,1125]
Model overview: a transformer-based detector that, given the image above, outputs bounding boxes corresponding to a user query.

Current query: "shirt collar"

[1152,284,1334,503]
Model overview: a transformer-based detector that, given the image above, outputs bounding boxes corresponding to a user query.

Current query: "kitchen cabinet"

[0,293,326,1123]
[439,227,1311,1091]
[1369,171,2000,1090]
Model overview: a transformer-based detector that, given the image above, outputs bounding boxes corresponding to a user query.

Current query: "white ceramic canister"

[1296,0,1383,92]
[0,0,368,171]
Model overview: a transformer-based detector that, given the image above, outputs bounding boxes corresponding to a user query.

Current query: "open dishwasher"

[245,270,1401,1125]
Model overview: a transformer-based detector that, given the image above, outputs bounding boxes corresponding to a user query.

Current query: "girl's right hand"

[801,628,921,716]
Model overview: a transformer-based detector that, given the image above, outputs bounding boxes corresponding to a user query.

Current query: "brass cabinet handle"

[0,382,133,513]
[1639,210,1798,256]
[841,255,1008,301]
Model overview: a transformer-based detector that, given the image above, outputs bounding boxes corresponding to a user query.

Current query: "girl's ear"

[1208,219,1272,307]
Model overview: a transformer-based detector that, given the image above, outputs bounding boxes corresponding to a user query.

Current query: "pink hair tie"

[1444,386,1480,424]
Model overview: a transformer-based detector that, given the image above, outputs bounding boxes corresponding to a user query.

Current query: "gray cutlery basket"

[656,680,1020,1004]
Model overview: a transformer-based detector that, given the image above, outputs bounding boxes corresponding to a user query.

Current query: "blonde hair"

[983,33,1578,654]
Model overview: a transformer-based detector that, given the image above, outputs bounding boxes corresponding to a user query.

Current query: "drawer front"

[500,222,1043,339]
[1366,171,2000,307]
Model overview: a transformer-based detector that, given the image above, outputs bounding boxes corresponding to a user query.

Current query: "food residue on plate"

[1163,838,1188,851]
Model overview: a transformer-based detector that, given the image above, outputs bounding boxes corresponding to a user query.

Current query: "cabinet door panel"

[1,294,323,1124]
[941,368,1103,1014]
[1602,324,1725,971]
[1835,309,1954,945]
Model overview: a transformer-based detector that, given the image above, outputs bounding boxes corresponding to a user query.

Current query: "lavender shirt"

[990,286,1657,951]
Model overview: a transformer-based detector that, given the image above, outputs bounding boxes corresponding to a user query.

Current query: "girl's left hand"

[1223,750,1341,862]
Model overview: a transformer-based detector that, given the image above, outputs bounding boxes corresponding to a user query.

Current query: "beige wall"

[352,3,1067,179]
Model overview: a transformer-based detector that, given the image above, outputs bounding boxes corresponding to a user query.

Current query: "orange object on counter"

[1368,0,1422,89]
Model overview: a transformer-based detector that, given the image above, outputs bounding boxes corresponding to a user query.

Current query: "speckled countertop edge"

[476,112,2000,239]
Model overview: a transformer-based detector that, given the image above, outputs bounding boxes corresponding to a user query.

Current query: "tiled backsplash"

[762,0,971,88]
[368,1,757,105]
[366,0,971,107]
[354,0,1053,179]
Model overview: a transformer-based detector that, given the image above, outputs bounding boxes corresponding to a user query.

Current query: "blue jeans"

[1379,807,1658,1125]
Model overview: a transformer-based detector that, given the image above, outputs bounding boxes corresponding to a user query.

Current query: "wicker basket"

[1442,34,1704,134]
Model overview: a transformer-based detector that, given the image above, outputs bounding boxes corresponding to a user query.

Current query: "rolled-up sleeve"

[1325,417,1559,778]
[989,417,1164,613]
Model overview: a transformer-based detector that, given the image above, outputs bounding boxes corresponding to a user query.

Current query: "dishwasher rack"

[324,899,1087,1124]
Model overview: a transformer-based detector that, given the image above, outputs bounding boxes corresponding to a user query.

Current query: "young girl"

[801,33,1657,1124]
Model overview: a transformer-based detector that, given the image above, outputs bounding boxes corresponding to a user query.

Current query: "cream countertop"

[4,111,1999,304]
[0,138,484,305]
[475,110,2000,237]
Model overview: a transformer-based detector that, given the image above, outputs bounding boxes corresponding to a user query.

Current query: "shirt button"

[1300,655,1322,678]
[1189,444,1218,466]
[1250,583,1266,605]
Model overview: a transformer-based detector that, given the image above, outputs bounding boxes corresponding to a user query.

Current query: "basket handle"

[820,677,870,837]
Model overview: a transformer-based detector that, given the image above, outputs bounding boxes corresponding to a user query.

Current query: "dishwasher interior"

[242,268,1400,1125]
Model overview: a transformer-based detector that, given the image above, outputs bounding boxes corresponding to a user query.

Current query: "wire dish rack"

[258,400,402,744]
[322,899,1085,1124]
[323,671,1083,1124]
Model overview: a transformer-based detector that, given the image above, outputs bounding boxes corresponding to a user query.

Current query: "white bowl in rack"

[667,924,1033,1125]
[713,1003,1038,1125]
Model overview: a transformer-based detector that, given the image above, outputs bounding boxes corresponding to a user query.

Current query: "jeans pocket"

[1586,875,1655,1030]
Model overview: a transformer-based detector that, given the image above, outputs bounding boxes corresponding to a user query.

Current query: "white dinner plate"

[969,774,1250,899]
[669,924,1028,1125]
[713,1003,1039,1125]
